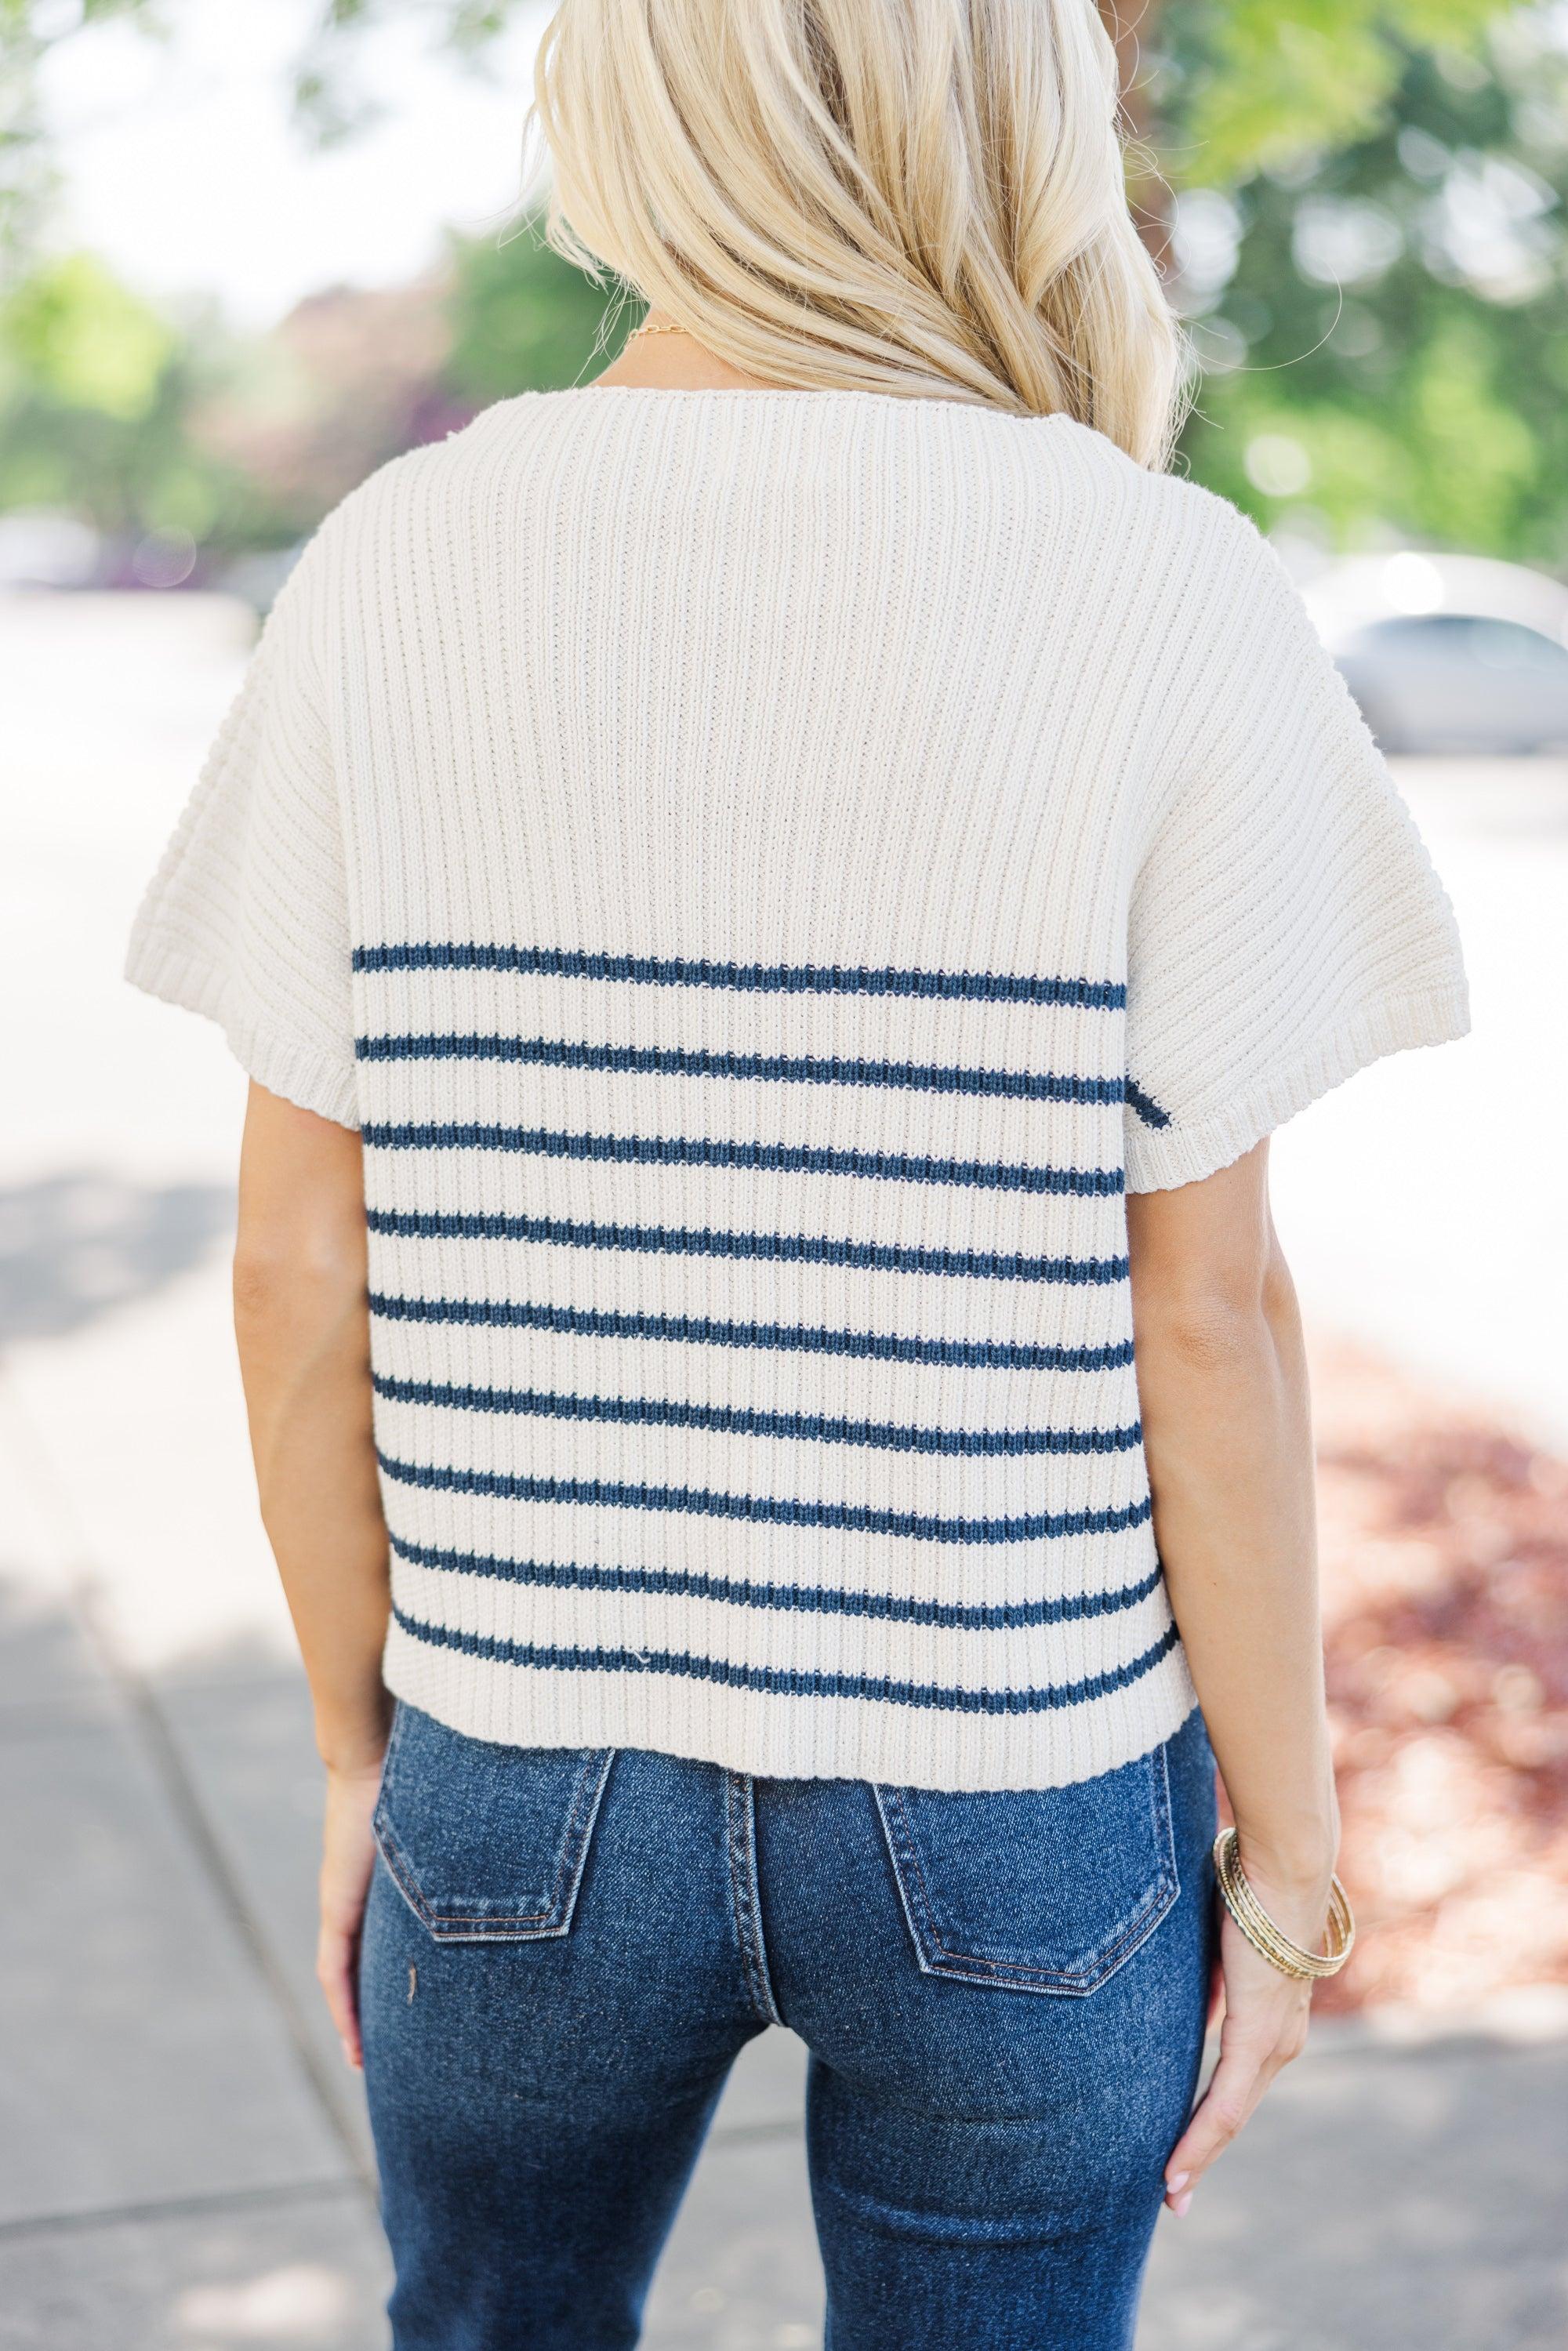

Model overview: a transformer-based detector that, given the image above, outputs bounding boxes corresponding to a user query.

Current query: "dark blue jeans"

[359,1703,1216,2351]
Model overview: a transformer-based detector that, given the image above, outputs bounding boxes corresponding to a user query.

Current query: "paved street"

[2,590,1566,2349]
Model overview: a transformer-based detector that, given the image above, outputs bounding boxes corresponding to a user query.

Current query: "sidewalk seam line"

[0,2177,367,2244]
[73,1578,376,2186]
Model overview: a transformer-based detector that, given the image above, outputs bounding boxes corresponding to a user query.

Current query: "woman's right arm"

[1127,1137,1340,2216]
[233,1078,391,2068]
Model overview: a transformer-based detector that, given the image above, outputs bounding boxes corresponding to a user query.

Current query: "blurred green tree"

[1155,0,1515,174]
[0,250,241,540]
[1167,20,1568,560]
[443,223,633,401]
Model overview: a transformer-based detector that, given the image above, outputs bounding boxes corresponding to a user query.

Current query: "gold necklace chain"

[630,319,690,338]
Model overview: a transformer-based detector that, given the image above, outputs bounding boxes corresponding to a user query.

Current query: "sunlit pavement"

[2,591,1565,2349]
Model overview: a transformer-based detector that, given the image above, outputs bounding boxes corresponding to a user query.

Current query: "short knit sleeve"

[124,525,358,1128]
[1123,509,1469,1192]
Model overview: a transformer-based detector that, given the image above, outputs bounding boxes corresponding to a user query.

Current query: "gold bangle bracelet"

[1212,1828,1356,1981]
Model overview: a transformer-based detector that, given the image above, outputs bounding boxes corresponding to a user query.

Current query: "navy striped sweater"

[125,387,1468,1787]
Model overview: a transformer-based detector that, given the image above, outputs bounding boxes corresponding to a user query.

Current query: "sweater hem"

[125,929,360,1129]
[1125,981,1471,1194]
[380,1616,1200,1791]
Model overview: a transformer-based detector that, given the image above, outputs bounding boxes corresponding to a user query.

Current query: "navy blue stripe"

[359,1122,1123,1199]
[368,1292,1134,1373]
[376,1450,1152,1545]
[388,1530,1163,1631]
[1125,1079,1170,1130]
[354,1032,1123,1108]
[372,1372,1142,1458]
[353,941,1126,1012]
[389,1604,1180,1715]
[364,1206,1126,1287]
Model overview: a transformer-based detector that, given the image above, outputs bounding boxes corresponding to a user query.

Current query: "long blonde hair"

[530,0,1184,466]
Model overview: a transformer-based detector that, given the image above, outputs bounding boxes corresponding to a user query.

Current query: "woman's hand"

[317,1755,386,2070]
[1162,1857,1327,2215]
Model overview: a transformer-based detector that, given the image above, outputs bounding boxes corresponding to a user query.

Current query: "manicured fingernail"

[1167,2172,1189,2193]
[1173,2192,1193,2217]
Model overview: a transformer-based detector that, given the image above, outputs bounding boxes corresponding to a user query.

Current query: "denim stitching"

[724,1773,785,2025]
[727,1774,781,2022]
[873,1745,1179,1994]
[372,1744,613,1939]
[884,1769,1175,1988]
[373,1804,555,1932]
[370,1697,410,1825]
[550,1749,616,1935]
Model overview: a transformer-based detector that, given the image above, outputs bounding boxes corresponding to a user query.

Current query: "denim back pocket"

[873,1741,1178,1996]
[372,1701,614,1943]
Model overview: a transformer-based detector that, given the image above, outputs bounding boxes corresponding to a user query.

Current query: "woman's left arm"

[1127,1141,1335,2212]
[233,1079,390,2067]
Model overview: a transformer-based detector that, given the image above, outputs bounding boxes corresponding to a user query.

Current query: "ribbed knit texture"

[125,386,1468,1790]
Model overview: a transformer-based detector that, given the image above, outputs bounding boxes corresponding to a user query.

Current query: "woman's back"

[129,383,1463,1792]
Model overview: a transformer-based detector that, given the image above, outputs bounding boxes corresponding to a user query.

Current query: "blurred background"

[2,3,1565,2347]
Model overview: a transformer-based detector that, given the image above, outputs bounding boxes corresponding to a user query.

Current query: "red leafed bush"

[1308,1341,1568,2015]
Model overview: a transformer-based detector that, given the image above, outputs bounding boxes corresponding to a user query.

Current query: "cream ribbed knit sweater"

[126,386,1468,1790]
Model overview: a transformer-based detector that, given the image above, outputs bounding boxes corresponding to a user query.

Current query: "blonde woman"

[127,2,1468,2343]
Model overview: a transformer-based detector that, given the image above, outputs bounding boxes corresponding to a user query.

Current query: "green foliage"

[443,223,633,401]
[2,249,172,415]
[0,253,241,538]
[1173,0,1510,177]
[1174,24,1568,564]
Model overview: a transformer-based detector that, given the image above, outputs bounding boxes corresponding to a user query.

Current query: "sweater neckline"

[530,383,1076,423]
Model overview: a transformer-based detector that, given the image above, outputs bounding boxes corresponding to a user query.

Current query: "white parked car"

[1301,551,1568,755]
